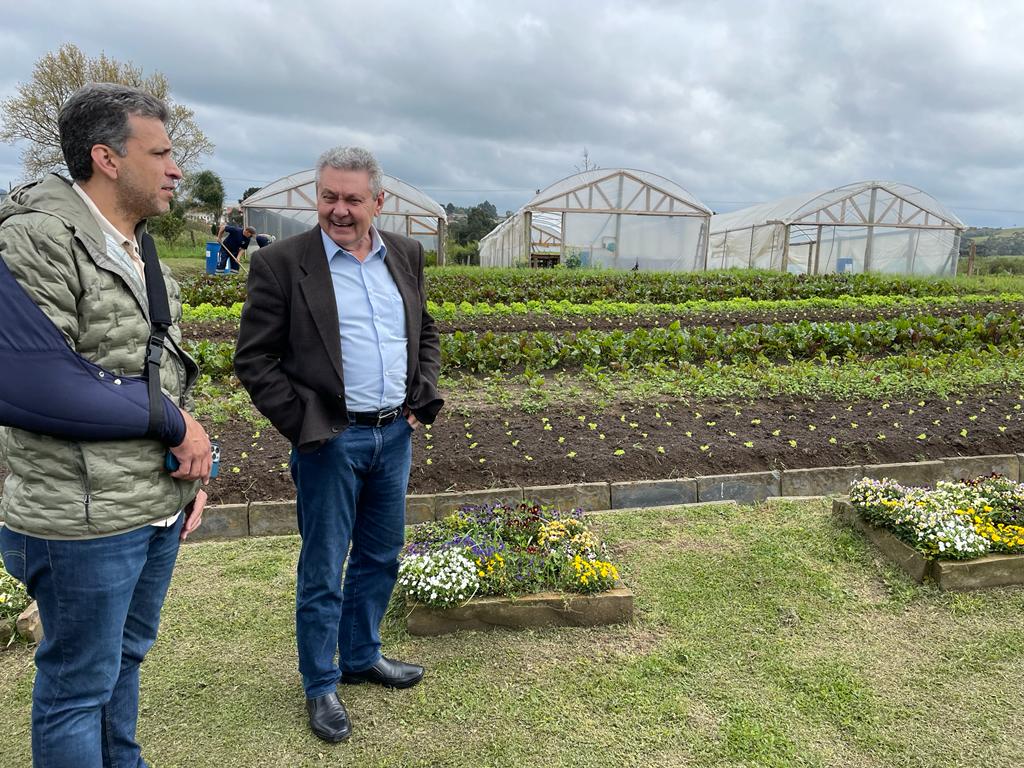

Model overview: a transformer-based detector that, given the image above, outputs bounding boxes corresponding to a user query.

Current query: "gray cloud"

[1,0,1021,225]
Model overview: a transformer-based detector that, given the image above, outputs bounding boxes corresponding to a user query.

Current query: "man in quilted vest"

[0,83,212,768]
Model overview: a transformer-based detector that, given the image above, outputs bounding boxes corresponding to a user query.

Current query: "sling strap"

[140,233,172,438]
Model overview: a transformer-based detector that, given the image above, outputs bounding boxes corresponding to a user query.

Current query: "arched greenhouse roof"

[242,169,446,219]
[479,169,710,270]
[480,210,561,246]
[526,168,712,216]
[710,181,965,234]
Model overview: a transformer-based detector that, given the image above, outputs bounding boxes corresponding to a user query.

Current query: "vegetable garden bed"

[5,268,1024,508]
[135,389,1024,507]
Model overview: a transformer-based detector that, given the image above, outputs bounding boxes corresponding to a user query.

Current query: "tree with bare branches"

[0,43,213,179]
[574,147,599,174]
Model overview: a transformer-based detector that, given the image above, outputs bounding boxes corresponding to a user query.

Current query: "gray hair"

[58,83,169,182]
[315,146,383,197]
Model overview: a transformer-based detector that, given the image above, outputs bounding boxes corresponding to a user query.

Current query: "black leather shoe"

[306,691,352,742]
[341,657,424,689]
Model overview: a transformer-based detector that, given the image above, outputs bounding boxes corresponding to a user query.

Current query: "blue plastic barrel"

[205,242,220,275]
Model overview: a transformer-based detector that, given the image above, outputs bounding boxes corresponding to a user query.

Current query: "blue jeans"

[0,517,183,768]
[216,246,239,272]
[290,417,412,697]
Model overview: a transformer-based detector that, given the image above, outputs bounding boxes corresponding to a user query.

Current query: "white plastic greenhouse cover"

[479,168,712,270]
[241,169,446,252]
[708,181,965,276]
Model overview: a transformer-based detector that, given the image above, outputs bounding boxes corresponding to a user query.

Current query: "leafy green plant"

[180,264,1024,308]
[438,312,1024,373]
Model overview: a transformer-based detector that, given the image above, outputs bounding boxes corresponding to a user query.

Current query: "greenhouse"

[241,170,448,261]
[707,181,965,276]
[479,169,712,270]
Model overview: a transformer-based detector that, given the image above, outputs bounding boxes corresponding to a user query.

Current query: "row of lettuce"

[185,311,1024,378]
[183,292,1024,324]
[178,267,1024,308]
[850,475,1024,560]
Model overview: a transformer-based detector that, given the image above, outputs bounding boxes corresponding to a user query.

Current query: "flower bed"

[398,501,622,612]
[849,475,1024,561]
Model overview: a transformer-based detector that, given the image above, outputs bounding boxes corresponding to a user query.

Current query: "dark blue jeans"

[216,245,239,272]
[0,517,183,768]
[290,417,412,697]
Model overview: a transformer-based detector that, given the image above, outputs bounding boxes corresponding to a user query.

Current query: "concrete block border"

[941,454,1018,482]
[192,452,1022,542]
[248,501,298,537]
[405,586,634,636]
[189,502,248,542]
[610,478,697,509]
[781,465,863,497]
[834,498,1024,591]
[860,461,946,488]
[697,470,780,504]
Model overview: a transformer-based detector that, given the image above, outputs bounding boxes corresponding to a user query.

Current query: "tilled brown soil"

[182,301,1024,344]
[190,389,1024,506]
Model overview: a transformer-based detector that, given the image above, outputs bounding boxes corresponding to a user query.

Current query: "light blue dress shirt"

[321,228,408,413]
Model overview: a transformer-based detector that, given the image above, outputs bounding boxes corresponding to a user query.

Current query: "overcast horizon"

[1,1,1022,228]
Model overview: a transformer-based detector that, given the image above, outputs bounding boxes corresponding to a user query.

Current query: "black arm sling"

[0,231,181,443]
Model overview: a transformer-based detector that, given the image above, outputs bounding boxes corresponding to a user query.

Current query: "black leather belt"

[348,406,403,427]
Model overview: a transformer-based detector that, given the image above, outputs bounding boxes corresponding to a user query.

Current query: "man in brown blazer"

[234,146,443,743]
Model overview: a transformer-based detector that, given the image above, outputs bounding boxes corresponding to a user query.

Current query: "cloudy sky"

[2,1,1022,226]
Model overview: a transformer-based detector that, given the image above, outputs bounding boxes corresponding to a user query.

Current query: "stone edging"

[188,453,1024,543]
[405,586,634,636]
[833,498,1024,591]
[4,602,43,645]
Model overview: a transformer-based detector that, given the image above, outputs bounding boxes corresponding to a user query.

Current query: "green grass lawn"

[2,499,1022,767]
[158,239,210,278]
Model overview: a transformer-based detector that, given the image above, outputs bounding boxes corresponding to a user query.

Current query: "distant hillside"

[962,226,1024,256]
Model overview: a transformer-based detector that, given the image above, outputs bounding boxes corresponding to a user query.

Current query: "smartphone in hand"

[165,439,220,478]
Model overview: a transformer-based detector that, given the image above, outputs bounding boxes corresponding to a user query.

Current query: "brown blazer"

[234,226,443,451]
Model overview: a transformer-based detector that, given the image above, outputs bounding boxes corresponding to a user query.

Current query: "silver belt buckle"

[378,406,399,427]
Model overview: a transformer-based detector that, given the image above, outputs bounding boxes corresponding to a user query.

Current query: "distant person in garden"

[254,232,274,249]
[0,83,212,768]
[216,222,256,272]
[235,145,443,743]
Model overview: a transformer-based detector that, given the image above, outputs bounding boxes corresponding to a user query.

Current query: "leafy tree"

[0,43,213,178]
[148,210,186,244]
[464,205,496,242]
[184,170,225,223]
[240,185,261,203]
[450,202,497,245]
[444,238,479,265]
